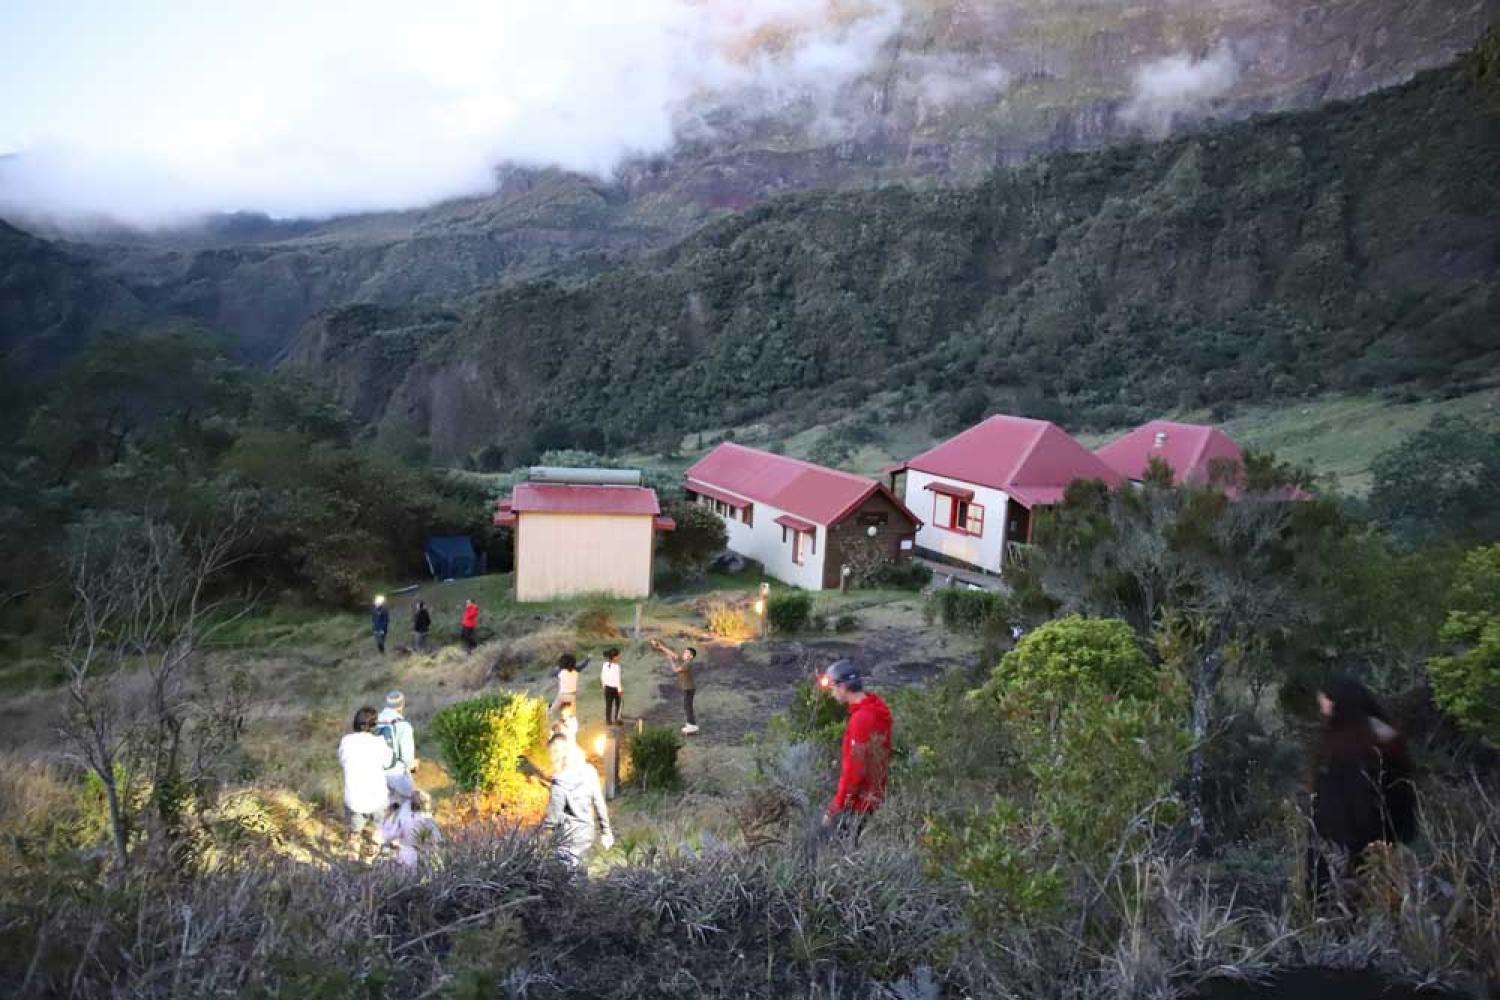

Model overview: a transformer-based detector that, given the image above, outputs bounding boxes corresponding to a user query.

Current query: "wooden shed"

[494,480,674,602]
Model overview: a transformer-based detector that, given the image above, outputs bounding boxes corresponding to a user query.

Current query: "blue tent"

[425,535,478,579]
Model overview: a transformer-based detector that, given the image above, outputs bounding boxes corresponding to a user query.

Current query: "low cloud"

[0,0,1009,228]
[1121,41,1240,135]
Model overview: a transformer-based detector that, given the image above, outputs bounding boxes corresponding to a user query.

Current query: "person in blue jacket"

[371,595,390,654]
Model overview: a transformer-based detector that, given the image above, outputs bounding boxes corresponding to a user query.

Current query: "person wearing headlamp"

[819,659,892,845]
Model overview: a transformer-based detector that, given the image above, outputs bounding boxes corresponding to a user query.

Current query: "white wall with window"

[689,488,826,589]
[902,469,1012,572]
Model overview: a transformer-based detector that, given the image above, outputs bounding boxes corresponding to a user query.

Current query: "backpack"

[375,720,404,770]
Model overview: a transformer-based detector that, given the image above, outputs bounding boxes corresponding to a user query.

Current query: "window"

[933,493,984,536]
[787,527,815,565]
[792,530,804,565]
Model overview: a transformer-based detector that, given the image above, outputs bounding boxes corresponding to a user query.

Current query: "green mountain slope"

[288,44,1500,464]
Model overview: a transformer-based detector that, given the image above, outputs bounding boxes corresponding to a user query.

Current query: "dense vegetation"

[291,42,1500,464]
[0,328,500,668]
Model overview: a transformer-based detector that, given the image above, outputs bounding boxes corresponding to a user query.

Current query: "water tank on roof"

[528,466,643,486]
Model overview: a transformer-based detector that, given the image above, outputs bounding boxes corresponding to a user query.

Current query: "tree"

[1428,543,1500,746]
[657,500,727,576]
[1369,415,1500,548]
[56,508,249,873]
[1032,478,1335,846]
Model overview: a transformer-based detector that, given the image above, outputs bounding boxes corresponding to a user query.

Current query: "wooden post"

[603,726,620,800]
[633,603,642,639]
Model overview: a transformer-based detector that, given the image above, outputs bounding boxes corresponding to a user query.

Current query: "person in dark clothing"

[819,659,892,847]
[371,596,390,654]
[600,647,623,725]
[412,601,432,652]
[1307,674,1418,898]
[650,639,698,734]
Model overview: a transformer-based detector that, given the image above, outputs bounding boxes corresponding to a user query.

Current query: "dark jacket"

[372,607,390,633]
[413,608,431,633]
[1312,717,1417,854]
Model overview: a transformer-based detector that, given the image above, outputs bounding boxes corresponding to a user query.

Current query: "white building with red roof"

[494,475,675,601]
[1095,420,1244,487]
[886,415,1121,574]
[684,442,922,590]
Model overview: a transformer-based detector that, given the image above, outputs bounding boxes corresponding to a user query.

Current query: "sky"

[0,0,1237,227]
[0,0,909,226]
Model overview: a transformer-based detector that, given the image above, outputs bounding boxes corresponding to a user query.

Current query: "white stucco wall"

[701,494,828,590]
[515,512,654,601]
[902,469,1012,572]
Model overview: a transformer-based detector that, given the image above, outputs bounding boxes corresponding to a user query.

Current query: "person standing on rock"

[650,638,699,735]
[820,659,892,846]
[371,595,390,654]
[460,598,479,652]
[412,600,432,652]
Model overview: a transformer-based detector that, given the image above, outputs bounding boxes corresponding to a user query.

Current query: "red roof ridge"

[1006,420,1055,484]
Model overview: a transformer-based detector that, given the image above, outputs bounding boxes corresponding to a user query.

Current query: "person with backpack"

[552,653,583,717]
[371,595,390,654]
[600,647,623,725]
[338,706,391,859]
[376,690,418,798]
[819,659,892,847]
[460,599,480,652]
[412,601,432,652]
[543,733,613,867]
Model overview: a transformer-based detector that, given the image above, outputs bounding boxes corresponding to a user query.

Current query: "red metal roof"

[684,478,752,508]
[773,513,817,532]
[506,483,661,516]
[902,415,1121,504]
[923,481,975,501]
[685,443,921,528]
[1095,421,1243,487]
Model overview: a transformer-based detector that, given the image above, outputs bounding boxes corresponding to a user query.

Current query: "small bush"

[867,559,933,591]
[767,591,813,633]
[705,600,755,640]
[574,604,619,640]
[981,615,1154,703]
[928,587,1012,634]
[428,693,549,796]
[834,613,859,633]
[782,678,846,746]
[628,726,684,791]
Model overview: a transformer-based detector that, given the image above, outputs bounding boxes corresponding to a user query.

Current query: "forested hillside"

[289,43,1500,464]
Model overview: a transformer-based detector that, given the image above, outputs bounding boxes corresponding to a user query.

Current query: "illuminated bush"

[428,693,549,796]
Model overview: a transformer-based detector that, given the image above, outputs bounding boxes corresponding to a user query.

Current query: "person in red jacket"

[819,659,892,845]
[460,599,480,653]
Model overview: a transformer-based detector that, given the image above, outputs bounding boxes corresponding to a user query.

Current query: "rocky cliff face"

[284,50,1500,464]
[2,0,1496,374]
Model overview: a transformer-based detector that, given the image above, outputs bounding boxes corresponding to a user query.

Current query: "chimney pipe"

[1153,431,1167,448]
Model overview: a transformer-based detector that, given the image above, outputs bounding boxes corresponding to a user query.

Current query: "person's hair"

[1321,673,1391,731]
[416,600,426,609]
[558,653,578,671]
[604,647,620,659]
[559,703,576,719]
[352,706,379,732]
[684,647,698,660]
[548,733,571,768]
[412,789,432,813]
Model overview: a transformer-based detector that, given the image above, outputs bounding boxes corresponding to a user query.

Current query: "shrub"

[427,693,549,796]
[834,613,859,633]
[928,587,1012,634]
[767,591,813,633]
[1428,543,1500,745]
[981,615,1154,703]
[628,726,684,791]
[658,500,728,576]
[705,600,755,640]
[573,604,619,640]
[782,678,846,746]
[867,559,933,591]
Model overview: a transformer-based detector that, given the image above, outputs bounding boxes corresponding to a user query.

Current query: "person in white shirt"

[375,689,419,799]
[338,706,391,858]
[551,653,582,717]
[380,789,442,868]
[600,647,623,725]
